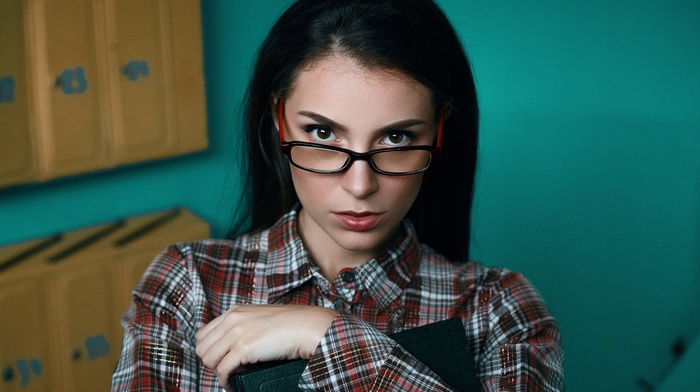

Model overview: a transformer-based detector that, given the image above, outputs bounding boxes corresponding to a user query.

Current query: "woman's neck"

[296,209,400,281]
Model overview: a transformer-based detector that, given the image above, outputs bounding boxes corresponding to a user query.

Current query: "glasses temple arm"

[436,106,444,148]
[278,98,286,142]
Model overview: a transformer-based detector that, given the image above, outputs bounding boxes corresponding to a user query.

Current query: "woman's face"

[277,55,438,267]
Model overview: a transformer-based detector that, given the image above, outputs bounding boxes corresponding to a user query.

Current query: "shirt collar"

[264,208,421,309]
[355,222,420,309]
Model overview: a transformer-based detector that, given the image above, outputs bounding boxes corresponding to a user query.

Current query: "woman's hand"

[195,304,337,391]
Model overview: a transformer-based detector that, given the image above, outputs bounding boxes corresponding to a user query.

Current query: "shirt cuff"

[298,312,397,390]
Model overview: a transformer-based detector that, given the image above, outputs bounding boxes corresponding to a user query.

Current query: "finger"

[214,350,244,389]
[198,326,241,370]
[198,342,229,371]
[198,310,256,370]
[196,323,221,353]
[196,310,239,358]
[196,312,226,342]
[217,373,231,392]
[198,304,250,341]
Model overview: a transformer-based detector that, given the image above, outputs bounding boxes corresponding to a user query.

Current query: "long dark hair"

[230,0,479,261]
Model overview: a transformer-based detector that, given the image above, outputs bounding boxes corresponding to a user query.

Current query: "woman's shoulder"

[133,229,269,287]
[416,243,532,290]
[162,230,270,270]
[133,232,271,307]
[416,246,552,323]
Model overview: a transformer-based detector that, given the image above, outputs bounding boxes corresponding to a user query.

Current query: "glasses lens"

[290,145,349,172]
[372,150,431,174]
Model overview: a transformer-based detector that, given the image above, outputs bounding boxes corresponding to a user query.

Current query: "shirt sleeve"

[298,268,564,392]
[111,245,205,391]
[298,312,456,391]
[474,270,565,391]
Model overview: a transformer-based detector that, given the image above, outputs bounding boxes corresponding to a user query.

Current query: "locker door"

[106,0,174,164]
[0,237,58,392]
[53,261,119,392]
[0,0,37,188]
[169,0,208,152]
[33,0,112,178]
[0,278,53,391]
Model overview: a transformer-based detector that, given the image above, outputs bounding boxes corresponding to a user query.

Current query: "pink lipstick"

[334,211,382,232]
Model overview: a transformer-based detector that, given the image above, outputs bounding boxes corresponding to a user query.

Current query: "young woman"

[112,0,564,391]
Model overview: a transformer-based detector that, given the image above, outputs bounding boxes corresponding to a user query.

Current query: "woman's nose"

[340,159,379,199]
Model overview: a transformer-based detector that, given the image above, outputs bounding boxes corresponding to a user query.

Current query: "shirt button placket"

[333,299,345,311]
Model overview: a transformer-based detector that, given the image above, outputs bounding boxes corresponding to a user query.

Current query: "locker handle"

[70,349,82,361]
[120,60,150,81]
[54,67,88,95]
[0,76,15,103]
[113,208,181,248]
[48,221,125,263]
[0,235,62,273]
[2,365,14,382]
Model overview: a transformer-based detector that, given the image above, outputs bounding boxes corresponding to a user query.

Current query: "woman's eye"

[382,132,413,146]
[304,126,335,142]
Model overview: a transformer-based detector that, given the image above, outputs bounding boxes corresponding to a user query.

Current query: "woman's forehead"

[286,55,434,117]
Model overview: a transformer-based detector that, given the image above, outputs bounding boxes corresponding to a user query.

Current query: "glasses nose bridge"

[343,150,381,174]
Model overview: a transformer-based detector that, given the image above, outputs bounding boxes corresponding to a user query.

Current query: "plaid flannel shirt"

[112,209,564,391]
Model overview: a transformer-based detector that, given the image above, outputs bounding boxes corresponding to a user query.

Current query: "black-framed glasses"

[277,99,443,176]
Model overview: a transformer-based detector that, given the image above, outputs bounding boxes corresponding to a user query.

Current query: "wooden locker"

[0,210,210,391]
[51,261,118,391]
[0,0,38,188]
[0,275,52,391]
[106,0,208,164]
[45,221,126,392]
[0,236,61,391]
[30,0,113,178]
[0,0,207,189]
[105,0,174,164]
[168,0,208,153]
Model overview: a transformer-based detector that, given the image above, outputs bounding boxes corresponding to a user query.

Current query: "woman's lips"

[334,211,382,232]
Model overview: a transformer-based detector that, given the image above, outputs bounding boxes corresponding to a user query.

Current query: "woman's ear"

[270,95,281,132]
[442,99,454,122]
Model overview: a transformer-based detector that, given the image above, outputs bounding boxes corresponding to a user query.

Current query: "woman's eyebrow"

[297,111,346,132]
[297,111,427,133]
[376,119,426,133]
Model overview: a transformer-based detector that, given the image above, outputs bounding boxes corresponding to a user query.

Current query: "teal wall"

[1,1,698,391]
[448,2,700,391]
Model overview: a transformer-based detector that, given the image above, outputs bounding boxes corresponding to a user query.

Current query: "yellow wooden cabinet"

[0,0,208,188]
[0,209,210,391]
